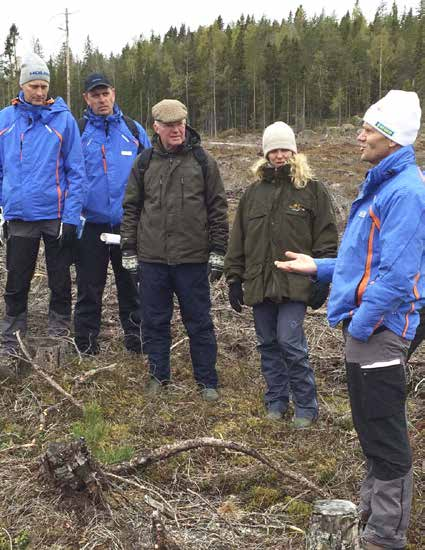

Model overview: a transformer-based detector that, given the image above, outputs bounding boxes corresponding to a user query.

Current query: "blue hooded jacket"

[316,145,425,341]
[0,92,86,225]
[80,104,151,225]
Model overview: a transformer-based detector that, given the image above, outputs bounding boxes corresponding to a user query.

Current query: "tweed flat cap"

[152,99,187,123]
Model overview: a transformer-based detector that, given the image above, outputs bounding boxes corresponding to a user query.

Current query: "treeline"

[2,1,425,134]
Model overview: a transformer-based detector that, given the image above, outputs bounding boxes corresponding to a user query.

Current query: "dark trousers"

[74,222,141,352]
[252,300,318,419]
[345,328,412,548]
[2,231,72,350]
[140,261,218,388]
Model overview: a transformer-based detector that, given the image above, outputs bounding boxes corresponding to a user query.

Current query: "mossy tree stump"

[306,499,360,550]
[27,336,72,372]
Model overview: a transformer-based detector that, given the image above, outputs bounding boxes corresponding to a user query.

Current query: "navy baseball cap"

[84,73,112,92]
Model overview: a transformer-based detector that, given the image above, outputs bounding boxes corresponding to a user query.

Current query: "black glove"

[59,222,77,248]
[308,280,330,310]
[228,281,244,312]
[208,252,224,283]
[122,250,138,275]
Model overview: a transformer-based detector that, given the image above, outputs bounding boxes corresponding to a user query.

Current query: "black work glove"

[228,281,244,312]
[59,222,77,248]
[122,250,139,275]
[208,252,225,283]
[308,280,331,310]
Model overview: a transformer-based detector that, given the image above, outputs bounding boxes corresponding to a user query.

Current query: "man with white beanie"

[0,52,86,377]
[275,90,425,549]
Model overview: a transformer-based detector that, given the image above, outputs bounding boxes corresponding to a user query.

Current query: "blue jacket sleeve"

[61,114,87,225]
[135,121,151,149]
[349,190,425,341]
[315,258,336,283]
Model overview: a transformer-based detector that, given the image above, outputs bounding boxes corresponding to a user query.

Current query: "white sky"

[0,0,420,60]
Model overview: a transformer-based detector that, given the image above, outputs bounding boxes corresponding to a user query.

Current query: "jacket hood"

[152,124,201,154]
[13,92,70,123]
[252,153,314,189]
[83,103,122,128]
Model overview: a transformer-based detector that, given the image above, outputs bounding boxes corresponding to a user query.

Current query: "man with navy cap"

[73,73,150,355]
[275,90,424,549]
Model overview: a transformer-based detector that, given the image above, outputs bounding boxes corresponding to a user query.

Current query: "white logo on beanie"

[20,52,50,86]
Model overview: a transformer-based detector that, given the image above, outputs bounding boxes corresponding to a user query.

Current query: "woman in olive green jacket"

[224,122,338,427]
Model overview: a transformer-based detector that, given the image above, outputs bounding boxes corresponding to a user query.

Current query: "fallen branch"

[0,441,37,454]
[73,363,118,386]
[109,437,329,498]
[16,331,83,412]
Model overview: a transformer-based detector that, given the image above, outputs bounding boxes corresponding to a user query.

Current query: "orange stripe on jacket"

[0,127,10,136]
[402,303,415,338]
[50,127,63,218]
[368,206,381,230]
[413,272,420,300]
[101,145,107,173]
[356,213,380,305]
[402,274,421,337]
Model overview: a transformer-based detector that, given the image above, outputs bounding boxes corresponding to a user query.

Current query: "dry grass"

[0,132,424,549]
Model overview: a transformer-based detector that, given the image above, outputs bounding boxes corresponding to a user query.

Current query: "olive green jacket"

[224,162,338,306]
[121,127,228,264]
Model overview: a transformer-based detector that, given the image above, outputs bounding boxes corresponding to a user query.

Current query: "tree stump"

[306,499,360,550]
[27,336,72,373]
[40,438,106,500]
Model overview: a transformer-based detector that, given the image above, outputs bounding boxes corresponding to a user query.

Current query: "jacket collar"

[261,163,292,184]
[83,103,122,128]
[364,145,416,192]
[153,124,201,156]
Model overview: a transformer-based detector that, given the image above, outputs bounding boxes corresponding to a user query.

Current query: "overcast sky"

[0,0,420,60]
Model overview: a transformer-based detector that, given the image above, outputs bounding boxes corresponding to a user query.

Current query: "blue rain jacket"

[315,145,425,341]
[80,105,151,225]
[0,92,86,225]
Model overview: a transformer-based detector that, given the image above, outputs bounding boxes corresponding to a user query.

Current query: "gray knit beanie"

[20,52,50,86]
[262,121,297,158]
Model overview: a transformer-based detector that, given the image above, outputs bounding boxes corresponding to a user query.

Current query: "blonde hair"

[251,153,314,189]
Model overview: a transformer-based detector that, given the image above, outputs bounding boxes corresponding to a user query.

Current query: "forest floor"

[0,130,424,549]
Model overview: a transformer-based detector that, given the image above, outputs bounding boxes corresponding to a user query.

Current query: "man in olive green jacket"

[121,99,228,401]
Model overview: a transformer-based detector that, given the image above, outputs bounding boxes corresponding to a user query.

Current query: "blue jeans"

[140,262,218,388]
[253,300,318,419]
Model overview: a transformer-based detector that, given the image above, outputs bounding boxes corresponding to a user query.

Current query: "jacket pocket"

[243,263,264,305]
[361,364,407,420]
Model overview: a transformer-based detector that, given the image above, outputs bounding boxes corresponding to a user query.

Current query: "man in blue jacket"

[275,90,424,550]
[74,73,151,355]
[0,52,86,376]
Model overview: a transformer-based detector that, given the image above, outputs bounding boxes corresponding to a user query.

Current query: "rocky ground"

[0,130,423,549]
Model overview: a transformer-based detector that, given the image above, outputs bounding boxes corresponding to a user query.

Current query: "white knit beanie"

[363,90,421,146]
[19,52,50,86]
[262,121,297,158]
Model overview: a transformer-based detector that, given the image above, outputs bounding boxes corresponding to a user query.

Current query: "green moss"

[70,402,134,464]
[317,457,338,485]
[246,486,281,511]
[283,497,312,523]
[0,530,30,549]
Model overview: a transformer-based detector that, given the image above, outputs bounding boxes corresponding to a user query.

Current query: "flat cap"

[152,99,188,123]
